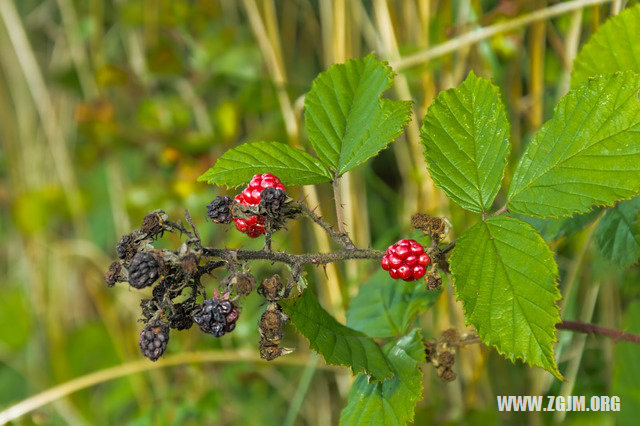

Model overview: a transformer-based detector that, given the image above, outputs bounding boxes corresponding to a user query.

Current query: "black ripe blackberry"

[128,252,159,289]
[259,188,287,216]
[193,297,238,337]
[207,196,233,224]
[139,323,169,361]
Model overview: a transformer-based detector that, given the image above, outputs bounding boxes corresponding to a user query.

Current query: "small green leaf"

[450,216,563,379]
[572,4,640,87]
[339,329,425,426]
[513,209,602,242]
[595,197,640,267]
[508,72,640,218]
[421,71,510,213]
[280,288,393,380]
[197,141,332,187]
[347,269,441,338]
[304,54,411,176]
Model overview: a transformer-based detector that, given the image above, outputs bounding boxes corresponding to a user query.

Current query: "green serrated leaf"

[280,288,393,380]
[508,72,640,218]
[512,208,602,242]
[572,4,640,87]
[197,141,332,187]
[339,329,425,426]
[595,197,640,267]
[421,71,510,213]
[450,216,563,379]
[304,54,411,176]
[346,269,441,338]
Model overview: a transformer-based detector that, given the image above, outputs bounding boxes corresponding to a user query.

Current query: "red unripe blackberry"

[381,239,431,281]
[233,173,285,238]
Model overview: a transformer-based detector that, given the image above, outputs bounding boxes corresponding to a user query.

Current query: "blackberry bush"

[102,45,640,426]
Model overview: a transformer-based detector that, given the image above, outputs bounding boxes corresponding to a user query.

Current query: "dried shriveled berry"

[426,271,442,291]
[139,323,169,361]
[180,253,199,276]
[104,261,126,287]
[116,231,144,262]
[410,214,450,242]
[381,239,431,282]
[128,252,160,289]
[259,309,284,343]
[258,339,292,361]
[438,367,456,382]
[141,210,168,238]
[235,273,256,296]
[258,274,284,302]
[206,196,233,224]
[440,328,459,345]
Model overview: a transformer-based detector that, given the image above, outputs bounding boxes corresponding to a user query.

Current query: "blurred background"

[1,0,640,424]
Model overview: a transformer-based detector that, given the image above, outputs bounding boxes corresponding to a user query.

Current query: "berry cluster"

[192,294,239,337]
[206,173,301,241]
[105,172,451,366]
[233,173,285,237]
[381,239,431,281]
[105,210,244,361]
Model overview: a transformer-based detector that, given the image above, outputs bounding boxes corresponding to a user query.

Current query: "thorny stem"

[184,209,200,241]
[202,247,385,268]
[332,178,347,234]
[165,219,194,240]
[297,202,356,249]
[423,333,482,348]
[436,321,640,347]
[557,320,640,344]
